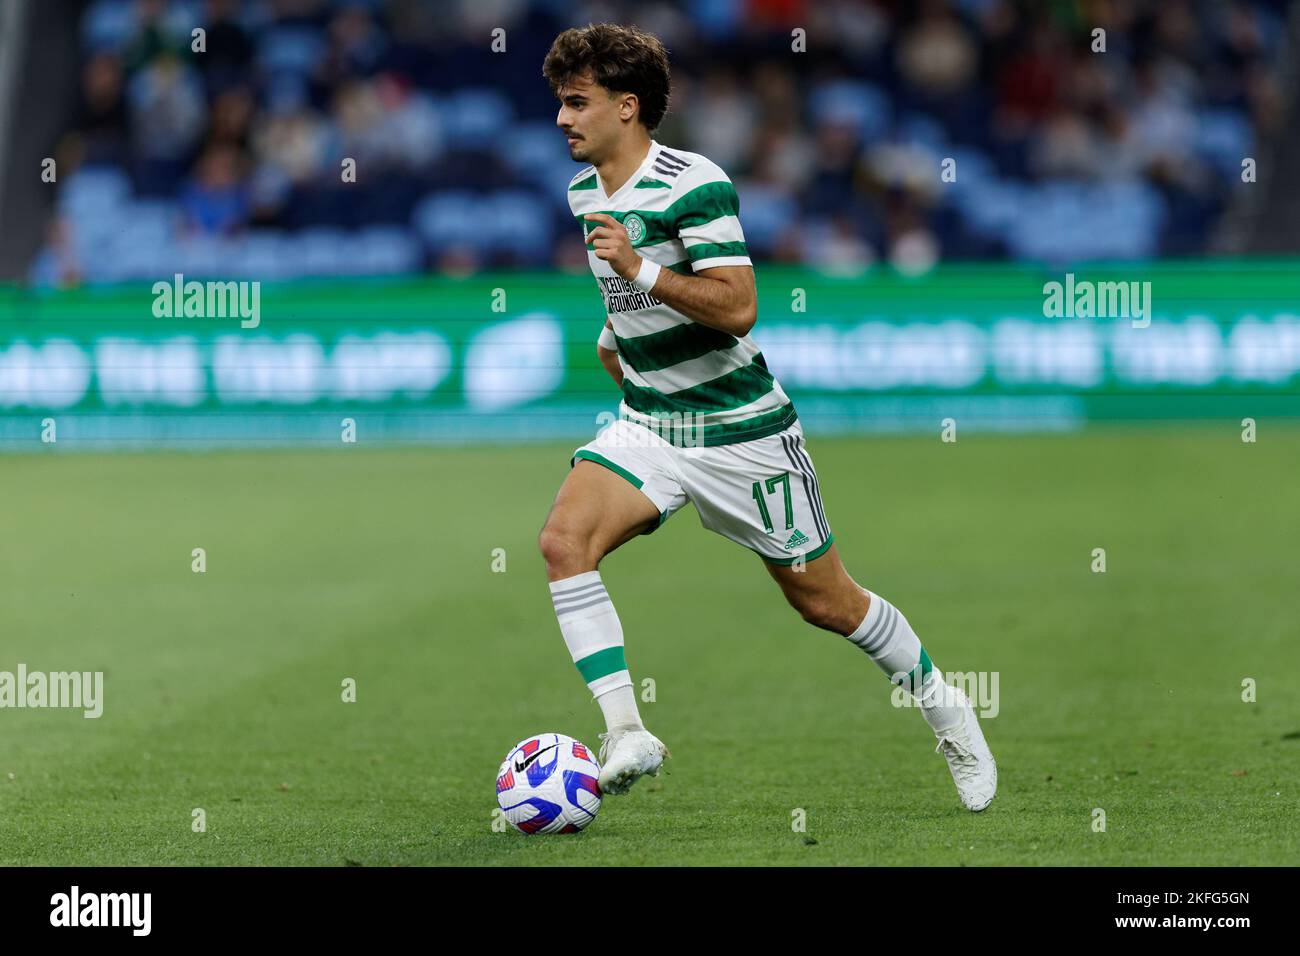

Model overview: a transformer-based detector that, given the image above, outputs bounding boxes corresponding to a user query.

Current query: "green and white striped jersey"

[568,140,797,447]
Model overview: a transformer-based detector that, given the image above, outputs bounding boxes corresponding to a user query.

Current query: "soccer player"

[539,24,997,811]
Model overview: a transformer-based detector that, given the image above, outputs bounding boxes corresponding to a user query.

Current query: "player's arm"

[596,319,623,387]
[583,213,757,338]
[633,263,756,337]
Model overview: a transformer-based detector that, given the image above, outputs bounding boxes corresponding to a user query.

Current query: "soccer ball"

[495,733,602,834]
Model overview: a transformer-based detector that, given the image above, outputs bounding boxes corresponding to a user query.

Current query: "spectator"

[36,0,1289,286]
[181,143,251,235]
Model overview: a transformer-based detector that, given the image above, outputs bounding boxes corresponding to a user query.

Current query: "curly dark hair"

[543,23,672,132]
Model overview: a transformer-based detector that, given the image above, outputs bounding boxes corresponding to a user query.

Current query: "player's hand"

[583,213,642,281]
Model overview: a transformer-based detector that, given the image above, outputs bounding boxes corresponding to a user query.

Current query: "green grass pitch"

[1,425,1297,866]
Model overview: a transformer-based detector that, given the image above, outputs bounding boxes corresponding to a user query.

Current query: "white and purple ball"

[495,733,602,834]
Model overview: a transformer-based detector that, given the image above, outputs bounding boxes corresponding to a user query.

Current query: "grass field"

[1,425,1297,866]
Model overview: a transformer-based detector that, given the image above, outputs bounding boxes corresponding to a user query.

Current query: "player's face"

[555,75,621,164]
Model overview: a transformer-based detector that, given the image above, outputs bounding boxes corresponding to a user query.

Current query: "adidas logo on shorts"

[784,529,810,551]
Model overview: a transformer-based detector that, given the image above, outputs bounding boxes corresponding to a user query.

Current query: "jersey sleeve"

[597,319,618,351]
[672,162,751,272]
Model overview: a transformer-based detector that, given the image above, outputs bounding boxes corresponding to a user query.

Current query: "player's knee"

[536,522,571,567]
[791,592,842,633]
[538,521,594,576]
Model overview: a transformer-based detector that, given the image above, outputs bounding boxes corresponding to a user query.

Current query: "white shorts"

[570,418,834,565]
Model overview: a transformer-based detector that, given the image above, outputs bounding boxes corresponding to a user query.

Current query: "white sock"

[550,571,644,732]
[846,591,963,734]
[594,684,642,734]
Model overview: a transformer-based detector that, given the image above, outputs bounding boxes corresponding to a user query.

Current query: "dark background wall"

[0,0,90,280]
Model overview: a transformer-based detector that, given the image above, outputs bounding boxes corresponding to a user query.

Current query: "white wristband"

[597,324,618,351]
[631,258,661,293]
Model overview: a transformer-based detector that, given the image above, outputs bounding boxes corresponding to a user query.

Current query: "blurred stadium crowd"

[31,0,1290,287]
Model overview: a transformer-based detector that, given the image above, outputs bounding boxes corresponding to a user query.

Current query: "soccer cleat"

[597,728,668,795]
[932,689,997,812]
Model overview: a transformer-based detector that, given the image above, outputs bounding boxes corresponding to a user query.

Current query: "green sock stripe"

[901,647,934,695]
[575,646,627,684]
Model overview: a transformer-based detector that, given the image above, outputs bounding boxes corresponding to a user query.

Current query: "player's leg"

[762,529,997,811]
[763,547,957,711]
[764,545,944,696]
[539,458,660,581]
[538,423,683,794]
[684,424,995,810]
